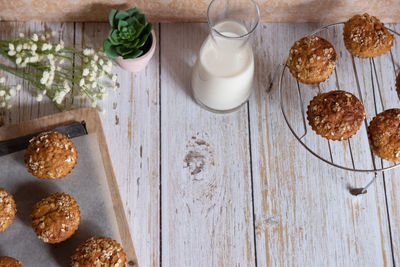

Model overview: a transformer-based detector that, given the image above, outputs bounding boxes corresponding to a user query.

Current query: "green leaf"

[115,10,129,21]
[116,45,134,56]
[137,24,153,47]
[133,24,145,39]
[126,8,141,17]
[109,9,118,27]
[118,20,129,31]
[103,40,119,58]
[137,13,146,25]
[123,49,143,59]
[108,30,121,45]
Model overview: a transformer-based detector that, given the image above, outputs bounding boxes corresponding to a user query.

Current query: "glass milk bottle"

[191,0,260,113]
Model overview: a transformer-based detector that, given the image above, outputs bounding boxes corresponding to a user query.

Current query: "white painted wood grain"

[249,23,394,266]
[74,22,161,267]
[160,23,255,267]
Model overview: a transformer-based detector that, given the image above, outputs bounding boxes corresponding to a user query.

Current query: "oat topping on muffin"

[307,90,365,140]
[31,192,80,243]
[0,188,17,232]
[287,36,337,84]
[343,13,394,58]
[368,109,400,162]
[24,131,77,179]
[71,236,126,267]
[0,256,22,267]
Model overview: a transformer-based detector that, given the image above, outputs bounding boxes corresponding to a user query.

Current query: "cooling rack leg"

[267,64,284,92]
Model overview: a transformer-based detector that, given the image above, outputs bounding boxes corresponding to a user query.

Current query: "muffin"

[24,131,77,179]
[0,188,17,232]
[307,90,365,140]
[31,192,80,243]
[343,13,394,58]
[287,36,337,84]
[0,256,22,267]
[368,109,400,162]
[71,236,126,267]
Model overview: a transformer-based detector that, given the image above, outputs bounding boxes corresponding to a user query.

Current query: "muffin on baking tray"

[307,90,365,140]
[0,256,22,267]
[31,192,80,243]
[0,188,17,232]
[368,109,400,162]
[287,36,337,84]
[24,131,77,179]
[343,13,394,58]
[71,236,126,267]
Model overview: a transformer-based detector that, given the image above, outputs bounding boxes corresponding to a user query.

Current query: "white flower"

[42,90,47,95]
[5,95,11,100]
[91,82,97,88]
[60,40,64,48]
[40,35,45,41]
[19,33,24,38]
[83,57,89,63]
[91,101,97,108]
[47,54,54,61]
[16,57,22,65]
[112,75,117,82]
[7,103,12,109]
[50,65,56,71]
[9,43,14,51]
[0,90,5,96]
[93,54,99,61]
[40,77,46,84]
[0,102,5,108]
[9,89,16,96]
[0,77,5,83]
[92,64,98,71]
[59,59,65,65]
[36,94,43,102]
[82,68,89,76]
[42,71,49,80]
[51,31,56,37]
[8,50,16,56]
[79,78,85,87]
[32,34,39,42]
[55,44,61,52]
[31,43,37,51]
[41,43,48,51]
[83,49,91,56]
[99,59,104,65]
[56,66,61,71]
[16,84,21,91]
[16,44,22,52]
[29,56,39,63]
[23,43,29,50]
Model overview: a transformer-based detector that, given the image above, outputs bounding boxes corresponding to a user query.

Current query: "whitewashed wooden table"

[1,21,400,266]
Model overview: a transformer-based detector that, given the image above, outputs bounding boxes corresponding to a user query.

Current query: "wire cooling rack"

[278,22,400,192]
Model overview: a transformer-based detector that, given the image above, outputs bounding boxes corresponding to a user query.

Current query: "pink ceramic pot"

[115,30,156,73]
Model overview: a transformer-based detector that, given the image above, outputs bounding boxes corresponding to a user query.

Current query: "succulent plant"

[103,8,153,59]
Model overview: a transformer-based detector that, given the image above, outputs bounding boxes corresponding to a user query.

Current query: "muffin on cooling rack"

[0,188,17,232]
[368,109,400,162]
[343,13,394,58]
[0,256,22,267]
[287,35,337,84]
[31,192,80,243]
[71,236,126,267]
[24,131,77,179]
[307,90,365,140]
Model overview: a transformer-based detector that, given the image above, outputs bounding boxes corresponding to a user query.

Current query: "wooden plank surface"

[249,23,394,266]
[160,23,256,266]
[2,21,400,266]
[74,22,161,267]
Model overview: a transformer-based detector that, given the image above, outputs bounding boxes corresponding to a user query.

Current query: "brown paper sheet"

[0,134,121,266]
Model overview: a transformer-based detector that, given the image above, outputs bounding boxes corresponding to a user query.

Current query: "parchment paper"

[0,134,121,267]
